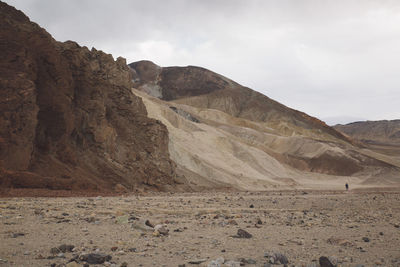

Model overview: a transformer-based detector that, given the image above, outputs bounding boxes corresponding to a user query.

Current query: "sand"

[1,189,400,266]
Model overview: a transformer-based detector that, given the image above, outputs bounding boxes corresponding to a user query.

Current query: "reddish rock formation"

[0,2,177,193]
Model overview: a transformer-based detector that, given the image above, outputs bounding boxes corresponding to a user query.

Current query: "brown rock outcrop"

[0,2,176,193]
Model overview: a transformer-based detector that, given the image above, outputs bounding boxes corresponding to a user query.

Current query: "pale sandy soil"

[1,190,400,267]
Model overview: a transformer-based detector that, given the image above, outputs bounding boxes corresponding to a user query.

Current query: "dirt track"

[1,189,400,267]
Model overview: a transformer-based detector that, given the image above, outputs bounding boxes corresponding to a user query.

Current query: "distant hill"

[334,120,400,144]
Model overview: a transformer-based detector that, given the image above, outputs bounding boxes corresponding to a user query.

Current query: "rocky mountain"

[1,1,398,195]
[129,61,400,190]
[334,120,400,144]
[0,2,178,194]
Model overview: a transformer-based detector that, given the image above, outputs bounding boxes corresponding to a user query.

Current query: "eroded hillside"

[130,61,400,190]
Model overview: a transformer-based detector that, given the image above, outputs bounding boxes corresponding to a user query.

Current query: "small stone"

[188,258,207,264]
[154,224,169,235]
[319,256,334,267]
[10,232,25,238]
[57,252,65,258]
[120,262,128,267]
[249,204,254,208]
[239,258,256,264]
[264,252,288,265]
[111,246,118,251]
[235,229,252,238]
[23,251,30,255]
[208,257,224,267]
[80,253,112,264]
[362,237,370,242]
[59,244,74,253]
[256,218,262,225]
[145,220,154,228]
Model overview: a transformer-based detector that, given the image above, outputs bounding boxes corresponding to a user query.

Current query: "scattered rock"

[79,253,112,264]
[319,256,334,267]
[208,257,224,267]
[154,224,169,235]
[264,252,288,265]
[249,204,254,208]
[327,237,354,247]
[59,244,75,253]
[239,258,257,264]
[362,237,370,242]
[188,258,207,264]
[234,229,252,238]
[120,262,128,267]
[10,233,25,238]
[145,220,154,228]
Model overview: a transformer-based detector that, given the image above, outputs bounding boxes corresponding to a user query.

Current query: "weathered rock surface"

[0,2,177,194]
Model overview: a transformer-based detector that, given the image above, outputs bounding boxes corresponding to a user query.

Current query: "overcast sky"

[5,0,400,125]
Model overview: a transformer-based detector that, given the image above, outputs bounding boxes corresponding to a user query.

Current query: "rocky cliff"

[0,2,177,194]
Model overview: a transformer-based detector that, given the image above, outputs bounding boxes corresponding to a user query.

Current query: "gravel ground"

[1,189,400,267]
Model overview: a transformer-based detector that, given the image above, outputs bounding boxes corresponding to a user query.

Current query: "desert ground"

[1,189,400,267]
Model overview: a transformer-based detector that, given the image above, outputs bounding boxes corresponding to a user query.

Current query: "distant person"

[345,183,349,191]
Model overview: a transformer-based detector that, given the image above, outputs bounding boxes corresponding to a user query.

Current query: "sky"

[5,0,400,125]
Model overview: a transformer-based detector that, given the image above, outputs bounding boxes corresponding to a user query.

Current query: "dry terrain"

[1,189,400,267]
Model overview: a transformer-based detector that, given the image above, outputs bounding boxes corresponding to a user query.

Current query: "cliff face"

[0,2,176,193]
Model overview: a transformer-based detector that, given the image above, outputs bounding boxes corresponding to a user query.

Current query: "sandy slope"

[132,90,400,191]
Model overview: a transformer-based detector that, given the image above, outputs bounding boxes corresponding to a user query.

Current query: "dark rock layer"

[0,2,176,193]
